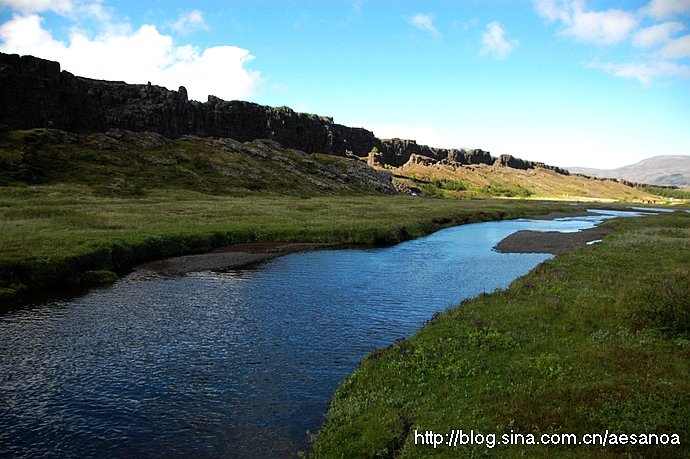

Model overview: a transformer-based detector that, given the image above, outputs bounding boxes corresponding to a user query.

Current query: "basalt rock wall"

[0,52,378,156]
[375,138,495,168]
[0,52,568,174]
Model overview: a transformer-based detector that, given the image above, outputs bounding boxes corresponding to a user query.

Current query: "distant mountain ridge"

[568,155,690,188]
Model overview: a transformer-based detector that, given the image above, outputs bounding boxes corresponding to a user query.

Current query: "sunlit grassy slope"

[0,129,392,195]
[393,162,667,203]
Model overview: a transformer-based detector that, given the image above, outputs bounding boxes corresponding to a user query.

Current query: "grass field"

[1,128,688,457]
[0,184,574,304]
[308,211,690,458]
[392,162,668,203]
[1,128,591,303]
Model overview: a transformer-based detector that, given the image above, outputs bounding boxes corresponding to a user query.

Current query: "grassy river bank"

[308,211,690,458]
[1,131,687,457]
[0,186,572,305]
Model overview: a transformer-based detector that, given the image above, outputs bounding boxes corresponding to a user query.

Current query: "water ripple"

[0,213,642,458]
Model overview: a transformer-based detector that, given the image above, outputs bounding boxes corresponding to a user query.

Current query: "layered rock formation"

[0,52,567,174]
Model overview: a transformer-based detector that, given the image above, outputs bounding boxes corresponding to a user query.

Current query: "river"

[0,210,644,458]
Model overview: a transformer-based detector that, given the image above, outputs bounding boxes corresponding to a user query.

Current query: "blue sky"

[1,0,689,168]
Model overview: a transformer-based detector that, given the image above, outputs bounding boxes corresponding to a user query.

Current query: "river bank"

[1,209,596,458]
[134,208,620,275]
[0,188,578,307]
[135,242,340,275]
[309,211,690,458]
[494,226,612,254]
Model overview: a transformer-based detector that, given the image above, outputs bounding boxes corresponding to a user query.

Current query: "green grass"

[639,185,690,200]
[413,177,534,199]
[480,184,534,198]
[0,129,389,195]
[0,128,579,304]
[308,211,690,458]
[0,184,573,304]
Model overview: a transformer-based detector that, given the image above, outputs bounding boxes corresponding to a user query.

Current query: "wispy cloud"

[590,60,690,85]
[657,35,690,59]
[535,0,638,45]
[351,0,363,16]
[535,0,690,85]
[170,10,208,35]
[633,22,685,48]
[643,0,690,19]
[409,13,440,37]
[0,0,74,14]
[480,21,518,59]
[452,18,479,32]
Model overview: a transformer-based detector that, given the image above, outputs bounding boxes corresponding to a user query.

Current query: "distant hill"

[568,155,690,188]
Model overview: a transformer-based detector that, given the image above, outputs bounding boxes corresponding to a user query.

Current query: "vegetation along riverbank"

[0,184,577,307]
[308,211,690,458]
[0,127,600,306]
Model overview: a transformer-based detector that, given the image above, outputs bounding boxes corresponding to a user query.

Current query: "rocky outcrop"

[494,154,529,169]
[0,52,569,174]
[0,52,379,156]
[376,138,496,168]
[406,153,438,166]
[446,148,494,165]
[493,154,569,175]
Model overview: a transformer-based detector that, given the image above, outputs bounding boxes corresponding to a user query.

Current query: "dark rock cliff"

[0,52,568,174]
[0,53,377,156]
[371,138,496,168]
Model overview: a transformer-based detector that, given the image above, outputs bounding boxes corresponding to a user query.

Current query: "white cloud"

[535,0,638,45]
[170,10,208,35]
[480,21,517,59]
[535,0,690,85]
[0,14,65,55]
[0,13,261,102]
[534,0,570,22]
[657,34,690,59]
[633,22,685,48]
[590,60,690,85]
[409,13,440,37]
[0,0,73,14]
[567,6,638,44]
[452,18,479,31]
[643,0,690,19]
[0,0,111,21]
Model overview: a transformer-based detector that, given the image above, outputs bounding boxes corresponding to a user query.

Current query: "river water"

[0,210,642,458]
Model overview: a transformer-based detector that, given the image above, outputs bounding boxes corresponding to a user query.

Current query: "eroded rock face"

[0,53,381,157]
[377,139,497,168]
[0,52,568,174]
[493,154,569,175]
[406,154,438,166]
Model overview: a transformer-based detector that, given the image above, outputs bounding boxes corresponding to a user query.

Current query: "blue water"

[0,211,642,458]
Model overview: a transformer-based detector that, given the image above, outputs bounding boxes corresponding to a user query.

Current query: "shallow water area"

[0,210,645,458]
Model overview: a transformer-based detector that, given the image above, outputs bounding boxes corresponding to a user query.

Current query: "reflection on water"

[0,211,644,458]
